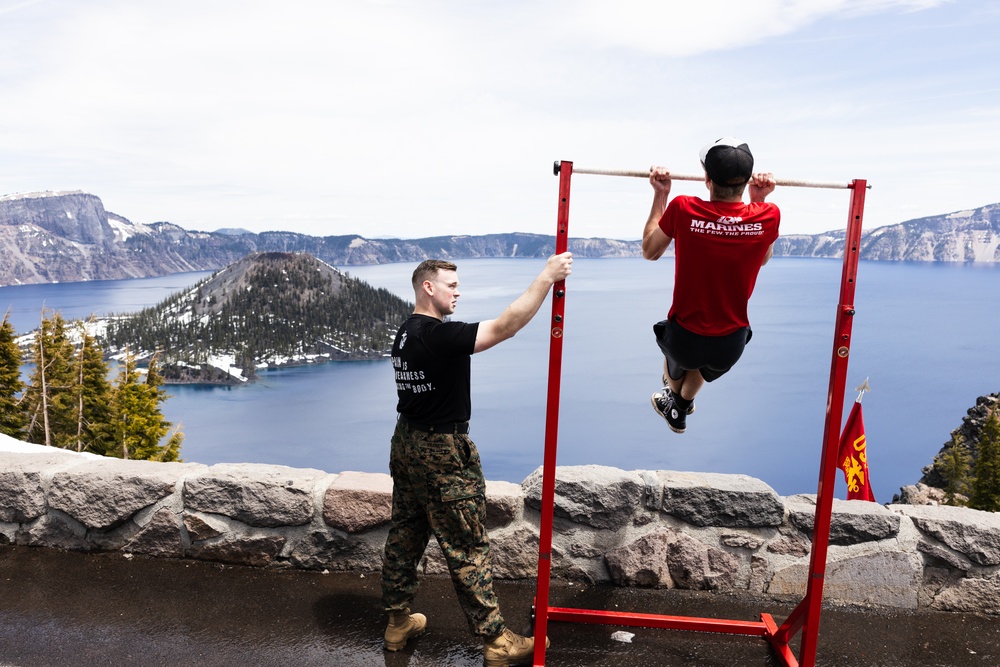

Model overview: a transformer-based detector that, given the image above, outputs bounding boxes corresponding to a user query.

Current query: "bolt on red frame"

[532,160,868,667]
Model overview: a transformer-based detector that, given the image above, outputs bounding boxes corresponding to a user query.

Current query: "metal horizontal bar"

[558,163,865,190]
[547,606,770,637]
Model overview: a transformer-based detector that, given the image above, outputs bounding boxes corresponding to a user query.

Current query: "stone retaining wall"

[2,446,999,615]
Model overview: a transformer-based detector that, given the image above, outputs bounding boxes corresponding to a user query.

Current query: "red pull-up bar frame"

[532,160,868,667]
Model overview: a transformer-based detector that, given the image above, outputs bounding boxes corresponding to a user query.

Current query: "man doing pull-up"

[642,137,780,433]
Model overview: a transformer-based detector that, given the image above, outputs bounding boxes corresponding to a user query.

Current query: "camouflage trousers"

[381,421,505,638]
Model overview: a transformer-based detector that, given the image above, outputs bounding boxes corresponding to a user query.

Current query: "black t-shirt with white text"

[392,314,479,424]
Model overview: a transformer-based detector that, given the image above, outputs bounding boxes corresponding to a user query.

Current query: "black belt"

[398,416,469,435]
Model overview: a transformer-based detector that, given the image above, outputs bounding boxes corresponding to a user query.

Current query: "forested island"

[100,252,413,383]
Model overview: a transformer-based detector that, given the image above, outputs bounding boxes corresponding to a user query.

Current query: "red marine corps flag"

[838,379,876,502]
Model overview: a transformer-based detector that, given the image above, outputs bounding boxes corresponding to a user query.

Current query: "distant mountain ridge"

[2,191,999,286]
[774,203,1000,261]
[0,191,639,286]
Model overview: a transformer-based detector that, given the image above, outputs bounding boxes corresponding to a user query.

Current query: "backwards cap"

[699,137,753,185]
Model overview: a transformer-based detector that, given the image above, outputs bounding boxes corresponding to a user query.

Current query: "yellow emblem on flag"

[838,402,876,502]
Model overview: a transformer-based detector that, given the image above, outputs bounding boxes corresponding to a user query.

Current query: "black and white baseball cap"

[699,137,754,185]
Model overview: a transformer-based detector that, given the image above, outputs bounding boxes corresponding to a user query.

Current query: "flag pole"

[854,377,871,403]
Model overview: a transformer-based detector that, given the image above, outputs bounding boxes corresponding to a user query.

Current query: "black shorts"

[653,319,751,383]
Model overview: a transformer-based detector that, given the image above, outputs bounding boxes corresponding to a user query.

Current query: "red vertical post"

[779,179,867,667]
[533,163,866,667]
[532,161,573,666]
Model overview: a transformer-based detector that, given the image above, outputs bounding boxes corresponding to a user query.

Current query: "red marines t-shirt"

[658,195,780,336]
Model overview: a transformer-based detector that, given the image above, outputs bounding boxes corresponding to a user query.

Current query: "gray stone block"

[657,471,783,528]
[523,465,643,530]
[49,459,192,531]
[893,504,1000,566]
[184,463,326,528]
[786,494,901,544]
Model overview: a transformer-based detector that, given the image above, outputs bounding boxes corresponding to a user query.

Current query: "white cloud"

[0,0,995,239]
[566,0,956,56]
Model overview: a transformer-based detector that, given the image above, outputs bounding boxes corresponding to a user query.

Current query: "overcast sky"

[1,0,997,240]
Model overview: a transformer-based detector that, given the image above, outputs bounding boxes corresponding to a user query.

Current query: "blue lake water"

[3,258,999,502]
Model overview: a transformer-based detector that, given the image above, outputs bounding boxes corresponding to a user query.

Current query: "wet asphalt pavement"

[1,544,998,667]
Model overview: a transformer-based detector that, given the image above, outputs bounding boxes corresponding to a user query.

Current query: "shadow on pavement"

[1,545,997,666]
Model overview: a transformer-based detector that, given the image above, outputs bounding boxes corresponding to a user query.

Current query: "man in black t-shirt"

[382,253,572,667]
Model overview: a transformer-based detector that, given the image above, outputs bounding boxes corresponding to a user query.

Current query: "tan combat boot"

[383,609,427,651]
[482,627,549,667]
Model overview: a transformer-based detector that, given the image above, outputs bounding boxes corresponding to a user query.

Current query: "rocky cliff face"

[0,191,123,284]
[774,203,1000,261]
[917,393,1000,490]
[3,190,999,286]
[0,191,115,245]
[0,191,645,286]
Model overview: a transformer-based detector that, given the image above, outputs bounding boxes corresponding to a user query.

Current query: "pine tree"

[143,355,183,462]
[934,433,971,506]
[23,311,77,448]
[0,312,27,437]
[105,350,183,461]
[969,409,1000,512]
[70,320,114,454]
